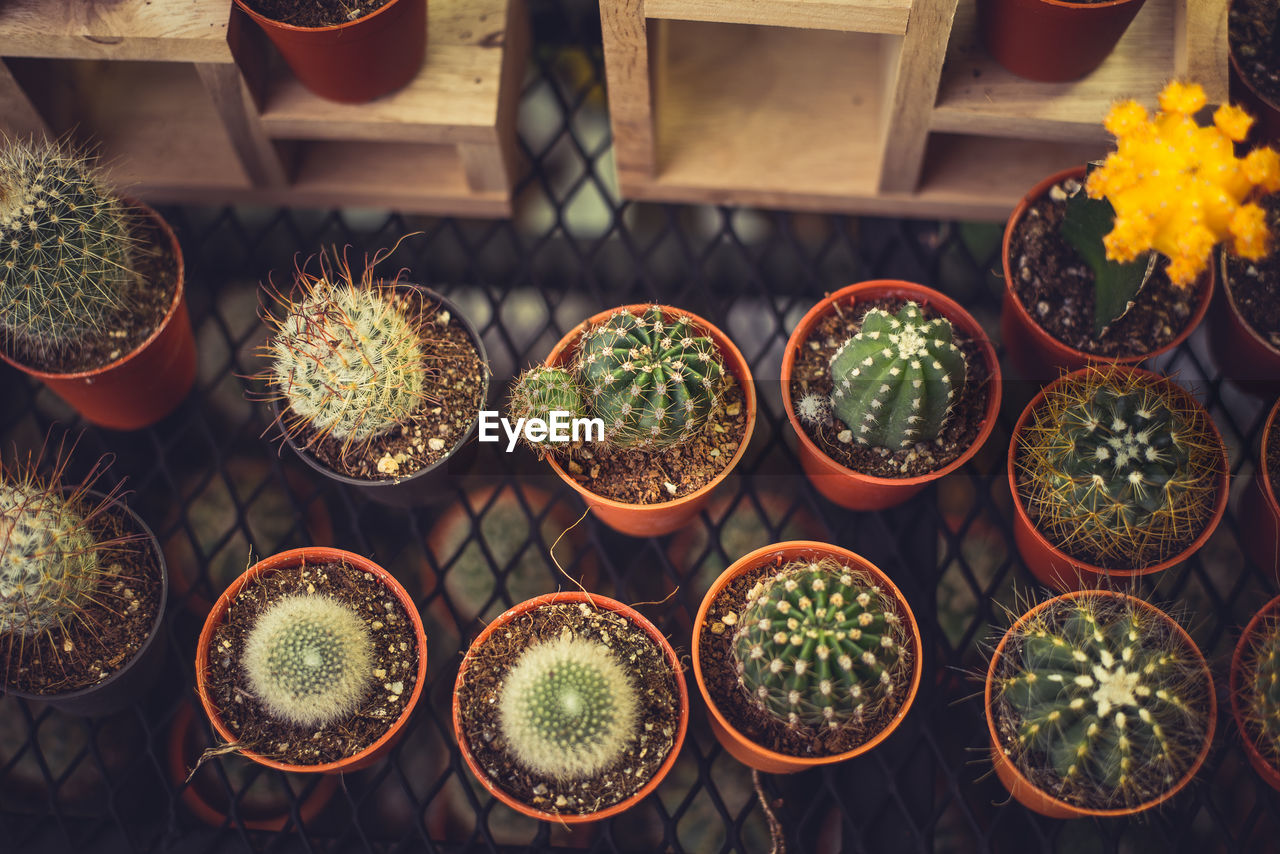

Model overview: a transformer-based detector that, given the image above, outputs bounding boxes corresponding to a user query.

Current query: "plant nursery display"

[1231,594,1280,791]
[977,0,1147,83]
[0,139,195,429]
[693,542,922,774]
[453,592,687,821]
[195,547,426,772]
[509,303,755,536]
[781,280,1000,511]
[1240,397,1280,578]
[1229,0,1280,143]
[986,590,1216,818]
[0,445,167,716]
[1009,365,1228,590]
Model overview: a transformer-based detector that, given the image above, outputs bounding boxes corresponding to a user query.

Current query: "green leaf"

[1059,189,1152,338]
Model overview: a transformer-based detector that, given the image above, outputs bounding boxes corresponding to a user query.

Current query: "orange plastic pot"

[1211,250,1280,397]
[1007,366,1229,591]
[1230,593,1280,791]
[1228,0,1280,147]
[1001,167,1214,383]
[233,0,425,104]
[691,541,923,774]
[0,201,195,430]
[542,304,757,537]
[452,591,688,823]
[195,547,427,774]
[780,280,1001,511]
[1240,398,1280,579]
[986,590,1216,818]
[978,0,1146,82]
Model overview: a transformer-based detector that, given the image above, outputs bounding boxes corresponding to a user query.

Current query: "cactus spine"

[1014,366,1223,568]
[826,302,967,450]
[1239,615,1280,765]
[242,593,374,728]
[732,557,912,733]
[507,366,587,450]
[498,632,639,780]
[993,593,1212,810]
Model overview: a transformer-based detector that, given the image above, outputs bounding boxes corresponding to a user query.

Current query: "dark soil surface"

[455,601,681,816]
[241,0,393,27]
[1008,176,1205,358]
[788,297,992,479]
[203,559,419,767]
[1224,194,1280,354]
[697,554,915,758]
[1,500,162,695]
[285,291,487,482]
[1230,0,1280,108]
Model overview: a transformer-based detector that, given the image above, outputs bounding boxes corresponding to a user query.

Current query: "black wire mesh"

[3,1,1280,851]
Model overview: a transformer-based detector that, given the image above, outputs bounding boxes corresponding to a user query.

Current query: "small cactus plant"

[1014,366,1224,568]
[731,557,913,733]
[1237,613,1280,767]
[991,592,1212,810]
[242,593,374,729]
[507,366,587,451]
[498,632,639,780]
[826,302,967,450]
[0,140,144,364]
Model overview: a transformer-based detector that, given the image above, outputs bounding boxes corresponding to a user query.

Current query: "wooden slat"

[0,57,50,139]
[1175,0,1228,104]
[601,0,658,181]
[196,62,291,187]
[459,140,509,194]
[0,0,232,63]
[642,0,909,35]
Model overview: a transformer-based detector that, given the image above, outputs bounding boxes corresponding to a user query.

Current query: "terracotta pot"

[1240,397,1280,579]
[543,304,757,537]
[4,492,169,717]
[978,0,1147,82]
[452,591,688,823]
[0,201,196,430]
[1001,167,1214,383]
[233,0,426,104]
[1007,366,1229,591]
[1228,0,1280,147]
[195,547,427,773]
[986,590,1216,817]
[1211,250,1280,397]
[1230,593,1280,791]
[273,284,488,507]
[168,701,339,830]
[780,280,1001,511]
[691,541,923,774]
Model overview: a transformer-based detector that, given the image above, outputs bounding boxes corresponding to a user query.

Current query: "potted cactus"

[195,547,426,772]
[1240,397,1280,579]
[452,591,687,822]
[692,541,922,774]
[986,590,1216,817]
[257,246,488,506]
[780,281,1000,511]
[0,444,168,716]
[1008,365,1228,590]
[510,304,756,536]
[0,139,195,429]
[1230,593,1280,791]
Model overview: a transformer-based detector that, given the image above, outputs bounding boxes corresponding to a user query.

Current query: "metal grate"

[3,1,1279,851]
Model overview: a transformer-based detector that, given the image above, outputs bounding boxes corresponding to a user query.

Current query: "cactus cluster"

[243,593,374,728]
[731,557,912,733]
[1238,616,1280,765]
[0,140,143,364]
[498,632,638,780]
[993,593,1212,810]
[1014,367,1223,568]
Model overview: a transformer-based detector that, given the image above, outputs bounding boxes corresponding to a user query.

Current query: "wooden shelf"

[0,0,233,63]
[642,0,911,35]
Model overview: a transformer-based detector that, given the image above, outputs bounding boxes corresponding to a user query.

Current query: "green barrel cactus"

[1014,366,1224,568]
[576,306,724,449]
[732,557,912,732]
[243,593,375,728]
[0,140,143,363]
[498,633,638,780]
[507,366,587,450]
[827,302,967,450]
[1239,615,1280,765]
[993,593,1212,810]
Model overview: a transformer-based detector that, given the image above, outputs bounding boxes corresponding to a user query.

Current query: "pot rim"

[451,590,689,823]
[1263,398,1280,517]
[1229,592,1280,790]
[1219,247,1280,361]
[232,0,410,34]
[1227,0,1280,115]
[691,540,924,768]
[985,588,1217,817]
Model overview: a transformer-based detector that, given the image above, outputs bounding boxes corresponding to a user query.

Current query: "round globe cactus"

[507,366,587,451]
[1238,612,1280,768]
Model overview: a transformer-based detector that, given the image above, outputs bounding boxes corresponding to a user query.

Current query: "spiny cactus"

[1239,616,1280,765]
[507,366,587,450]
[1014,367,1223,568]
[993,593,1212,810]
[826,302,967,450]
[732,557,912,733]
[0,139,143,363]
[0,482,98,636]
[243,593,374,728]
[576,306,724,449]
[498,632,638,780]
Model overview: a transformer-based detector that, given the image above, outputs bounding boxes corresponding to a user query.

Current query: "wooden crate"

[601,0,1227,220]
[0,0,529,217]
